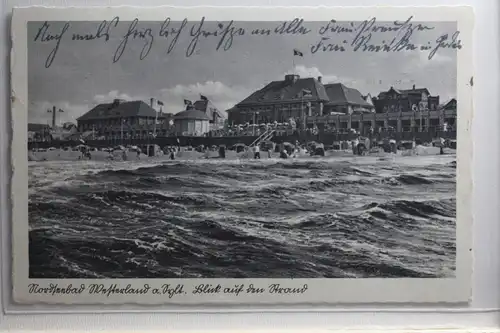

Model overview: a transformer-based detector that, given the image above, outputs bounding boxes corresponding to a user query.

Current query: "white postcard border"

[10,5,474,305]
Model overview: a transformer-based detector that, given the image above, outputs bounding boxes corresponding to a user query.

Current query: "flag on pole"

[293,49,304,57]
[157,100,164,106]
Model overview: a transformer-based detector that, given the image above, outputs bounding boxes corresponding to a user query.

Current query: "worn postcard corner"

[10,5,473,306]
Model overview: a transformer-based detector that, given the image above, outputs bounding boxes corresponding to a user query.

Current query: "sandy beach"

[28,144,455,163]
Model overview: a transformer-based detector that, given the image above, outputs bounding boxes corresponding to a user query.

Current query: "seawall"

[28,130,456,150]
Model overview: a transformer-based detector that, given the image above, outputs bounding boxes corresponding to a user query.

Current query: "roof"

[174,109,210,121]
[193,99,227,119]
[323,83,373,107]
[28,123,50,132]
[378,87,431,99]
[438,98,456,110]
[237,76,329,106]
[77,100,164,121]
[399,88,430,95]
[362,94,374,106]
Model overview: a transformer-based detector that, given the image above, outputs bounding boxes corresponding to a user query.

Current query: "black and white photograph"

[11,6,473,304]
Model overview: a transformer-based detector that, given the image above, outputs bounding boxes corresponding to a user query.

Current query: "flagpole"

[154,110,158,137]
[301,93,304,131]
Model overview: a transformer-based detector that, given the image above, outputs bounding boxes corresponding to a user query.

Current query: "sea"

[28,154,457,279]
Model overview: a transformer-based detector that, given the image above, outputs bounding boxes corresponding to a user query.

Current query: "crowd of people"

[204,122,325,138]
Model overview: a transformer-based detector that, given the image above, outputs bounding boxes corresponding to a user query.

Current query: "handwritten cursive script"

[428,31,462,60]
[32,16,463,68]
[33,21,70,68]
[113,19,155,63]
[26,282,309,298]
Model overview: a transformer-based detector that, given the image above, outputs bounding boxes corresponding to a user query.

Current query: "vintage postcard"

[11,6,473,305]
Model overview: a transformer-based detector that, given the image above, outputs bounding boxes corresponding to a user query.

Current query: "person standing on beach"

[79,145,86,160]
[351,138,359,155]
[254,144,261,159]
[439,137,445,155]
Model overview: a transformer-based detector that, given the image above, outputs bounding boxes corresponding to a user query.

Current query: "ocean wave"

[29,155,457,278]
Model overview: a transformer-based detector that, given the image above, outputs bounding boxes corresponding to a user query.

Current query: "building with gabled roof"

[77,99,160,122]
[374,85,440,114]
[227,74,374,128]
[76,99,174,140]
[228,74,329,128]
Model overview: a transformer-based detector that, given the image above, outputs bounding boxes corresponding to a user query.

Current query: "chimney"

[285,74,300,83]
[150,98,154,108]
[318,76,322,83]
[412,84,416,90]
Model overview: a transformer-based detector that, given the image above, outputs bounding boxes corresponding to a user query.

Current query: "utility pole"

[47,106,64,128]
[253,112,259,136]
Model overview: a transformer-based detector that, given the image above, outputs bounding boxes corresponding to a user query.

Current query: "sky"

[27,19,458,124]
